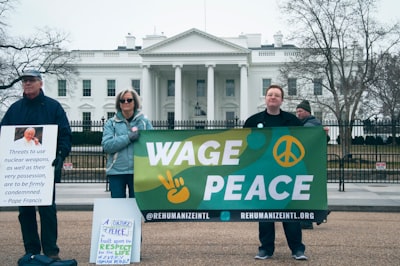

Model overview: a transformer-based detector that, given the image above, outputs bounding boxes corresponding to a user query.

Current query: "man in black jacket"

[244,85,307,261]
[0,69,72,260]
[296,99,330,229]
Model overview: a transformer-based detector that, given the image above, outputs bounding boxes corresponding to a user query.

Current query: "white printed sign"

[376,162,386,170]
[0,125,58,206]
[96,218,134,265]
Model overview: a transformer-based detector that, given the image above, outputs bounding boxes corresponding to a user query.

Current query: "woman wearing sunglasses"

[102,88,153,198]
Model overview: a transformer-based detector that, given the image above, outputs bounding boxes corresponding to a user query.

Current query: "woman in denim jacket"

[102,88,153,198]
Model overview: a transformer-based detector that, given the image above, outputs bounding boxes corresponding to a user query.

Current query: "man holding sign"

[244,85,307,261]
[0,69,72,261]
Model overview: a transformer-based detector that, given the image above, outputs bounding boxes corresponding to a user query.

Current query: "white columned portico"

[141,64,152,118]
[239,64,248,119]
[206,64,215,120]
[174,64,183,120]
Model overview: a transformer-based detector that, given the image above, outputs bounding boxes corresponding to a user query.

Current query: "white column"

[239,64,248,120]
[206,64,215,120]
[141,64,152,118]
[174,64,183,120]
[154,74,160,120]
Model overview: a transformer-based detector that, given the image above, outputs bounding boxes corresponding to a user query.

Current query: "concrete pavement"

[51,182,400,212]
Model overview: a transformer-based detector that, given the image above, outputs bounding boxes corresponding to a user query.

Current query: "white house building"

[44,28,328,123]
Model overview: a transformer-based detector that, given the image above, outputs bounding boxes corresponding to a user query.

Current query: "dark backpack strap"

[33,254,54,264]
[18,253,54,265]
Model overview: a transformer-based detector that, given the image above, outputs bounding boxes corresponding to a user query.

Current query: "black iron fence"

[62,119,400,186]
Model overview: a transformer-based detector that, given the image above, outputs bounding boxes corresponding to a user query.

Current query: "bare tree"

[0,29,78,90]
[0,0,78,117]
[368,52,400,144]
[279,0,400,156]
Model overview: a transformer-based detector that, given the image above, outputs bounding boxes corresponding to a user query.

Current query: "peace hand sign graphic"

[273,135,305,167]
[158,170,190,204]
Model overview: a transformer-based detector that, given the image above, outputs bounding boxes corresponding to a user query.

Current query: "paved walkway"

[1,182,399,212]
[54,182,400,212]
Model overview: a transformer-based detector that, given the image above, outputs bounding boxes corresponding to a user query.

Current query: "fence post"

[375,116,378,162]
[101,117,110,192]
[339,155,345,192]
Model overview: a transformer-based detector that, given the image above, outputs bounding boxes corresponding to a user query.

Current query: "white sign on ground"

[0,125,57,206]
[90,198,142,263]
[96,218,134,264]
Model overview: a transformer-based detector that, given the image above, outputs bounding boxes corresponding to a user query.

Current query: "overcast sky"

[6,0,400,50]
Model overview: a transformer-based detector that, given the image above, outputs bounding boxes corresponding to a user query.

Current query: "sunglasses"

[22,78,39,83]
[119,98,134,104]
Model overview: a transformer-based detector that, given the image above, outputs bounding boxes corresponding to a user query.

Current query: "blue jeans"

[108,174,134,198]
[258,222,305,255]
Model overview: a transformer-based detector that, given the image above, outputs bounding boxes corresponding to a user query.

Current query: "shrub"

[72,131,102,145]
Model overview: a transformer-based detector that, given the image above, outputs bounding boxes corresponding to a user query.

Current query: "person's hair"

[265,84,284,100]
[25,127,36,133]
[115,88,141,112]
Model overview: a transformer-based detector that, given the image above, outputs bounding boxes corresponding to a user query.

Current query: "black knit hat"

[296,100,311,113]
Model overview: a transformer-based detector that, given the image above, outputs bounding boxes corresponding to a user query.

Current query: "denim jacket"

[101,110,153,175]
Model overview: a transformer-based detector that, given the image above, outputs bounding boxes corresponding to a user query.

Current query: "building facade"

[44,28,328,122]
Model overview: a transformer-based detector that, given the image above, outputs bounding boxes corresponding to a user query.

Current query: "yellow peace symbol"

[273,135,305,167]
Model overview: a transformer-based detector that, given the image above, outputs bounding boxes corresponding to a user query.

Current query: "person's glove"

[128,131,140,142]
[52,156,64,183]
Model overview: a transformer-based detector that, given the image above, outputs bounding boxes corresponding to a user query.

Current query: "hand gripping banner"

[134,127,327,222]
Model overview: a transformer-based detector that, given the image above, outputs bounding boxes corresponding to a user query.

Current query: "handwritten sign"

[0,125,57,206]
[89,199,142,263]
[96,218,134,265]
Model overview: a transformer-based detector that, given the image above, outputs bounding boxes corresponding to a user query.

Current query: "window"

[107,112,115,119]
[167,112,175,129]
[288,78,297,96]
[82,80,91,97]
[82,112,91,132]
[226,79,235,96]
[167,80,175,97]
[262,79,271,96]
[226,111,236,128]
[131,79,140,95]
[313,79,322,95]
[58,80,66,97]
[107,80,116,96]
[314,111,323,121]
[197,80,206,97]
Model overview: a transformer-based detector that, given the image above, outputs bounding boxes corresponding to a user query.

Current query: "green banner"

[134,127,327,222]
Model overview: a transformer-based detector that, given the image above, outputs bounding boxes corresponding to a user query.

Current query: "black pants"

[258,222,305,255]
[18,194,59,256]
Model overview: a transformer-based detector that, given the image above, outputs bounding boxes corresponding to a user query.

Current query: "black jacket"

[244,109,302,128]
[1,90,72,181]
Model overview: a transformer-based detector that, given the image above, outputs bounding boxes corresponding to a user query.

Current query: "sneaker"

[254,249,272,260]
[292,251,308,260]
